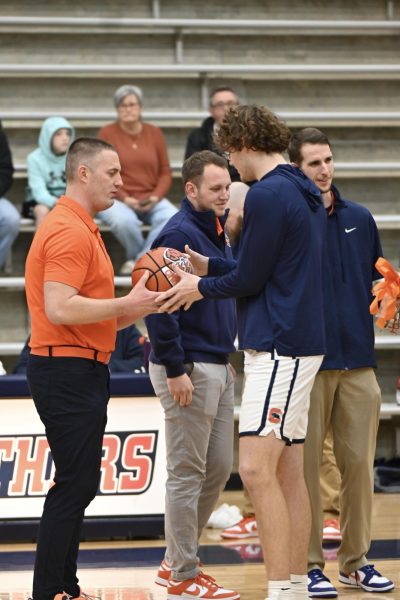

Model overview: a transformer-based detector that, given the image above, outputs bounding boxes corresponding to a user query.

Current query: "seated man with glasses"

[184,86,241,181]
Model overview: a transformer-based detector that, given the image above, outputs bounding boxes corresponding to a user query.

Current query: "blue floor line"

[1,539,400,571]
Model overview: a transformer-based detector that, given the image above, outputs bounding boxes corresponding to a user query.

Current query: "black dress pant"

[27,355,110,600]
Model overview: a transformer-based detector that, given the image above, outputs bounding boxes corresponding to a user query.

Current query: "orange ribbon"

[370,257,400,329]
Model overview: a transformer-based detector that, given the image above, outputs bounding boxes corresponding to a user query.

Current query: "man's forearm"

[45,294,126,325]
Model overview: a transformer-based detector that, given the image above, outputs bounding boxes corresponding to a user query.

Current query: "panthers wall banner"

[0,395,166,519]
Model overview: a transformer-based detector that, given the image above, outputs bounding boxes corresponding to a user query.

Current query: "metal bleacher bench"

[3,111,400,127]
[15,213,400,234]
[18,217,151,234]
[12,163,400,180]
[1,17,400,34]
[3,63,400,79]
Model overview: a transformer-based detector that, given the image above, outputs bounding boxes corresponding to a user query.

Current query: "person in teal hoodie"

[24,116,75,228]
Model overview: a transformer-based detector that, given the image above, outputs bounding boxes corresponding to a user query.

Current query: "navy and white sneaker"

[339,564,394,592]
[308,569,338,598]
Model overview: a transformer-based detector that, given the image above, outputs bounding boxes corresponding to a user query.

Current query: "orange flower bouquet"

[370,257,400,335]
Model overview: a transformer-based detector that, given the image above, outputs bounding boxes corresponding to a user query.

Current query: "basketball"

[131,247,193,292]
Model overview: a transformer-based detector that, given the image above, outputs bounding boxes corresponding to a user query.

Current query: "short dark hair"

[209,86,239,106]
[216,104,290,154]
[288,127,332,165]
[182,150,228,186]
[66,137,116,181]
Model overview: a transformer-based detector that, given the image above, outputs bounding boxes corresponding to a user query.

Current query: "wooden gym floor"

[0,491,399,600]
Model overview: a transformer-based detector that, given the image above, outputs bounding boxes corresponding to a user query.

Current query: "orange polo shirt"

[25,196,117,354]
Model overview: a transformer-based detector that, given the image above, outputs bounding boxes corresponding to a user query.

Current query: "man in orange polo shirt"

[25,138,159,600]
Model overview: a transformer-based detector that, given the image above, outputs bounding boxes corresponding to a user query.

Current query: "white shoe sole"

[155,576,169,587]
[323,534,342,542]
[221,531,258,539]
[309,590,338,598]
[167,594,240,600]
[338,576,395,592]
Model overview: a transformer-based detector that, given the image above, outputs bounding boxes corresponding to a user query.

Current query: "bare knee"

[239,459,276,493]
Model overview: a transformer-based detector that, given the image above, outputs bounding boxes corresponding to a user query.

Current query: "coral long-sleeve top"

[98,121,172,201]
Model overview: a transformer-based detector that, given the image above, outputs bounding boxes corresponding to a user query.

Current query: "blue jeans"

[0,198,20,270]
[96,198,178,260]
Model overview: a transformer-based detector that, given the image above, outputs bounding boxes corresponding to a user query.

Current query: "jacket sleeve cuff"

[166,363,186,378]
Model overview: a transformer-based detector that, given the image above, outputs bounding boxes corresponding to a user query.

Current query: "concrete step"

[2,32,400,66]
[2,78,400,114]
[7,125,400,165]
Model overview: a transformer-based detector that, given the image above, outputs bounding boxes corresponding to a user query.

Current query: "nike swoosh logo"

[345,227,357,233]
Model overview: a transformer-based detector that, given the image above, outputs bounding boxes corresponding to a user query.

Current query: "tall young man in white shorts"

[157,105,327,600]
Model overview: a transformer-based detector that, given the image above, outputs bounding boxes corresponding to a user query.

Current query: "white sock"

[290,574,308,600]
[267,579,292,600]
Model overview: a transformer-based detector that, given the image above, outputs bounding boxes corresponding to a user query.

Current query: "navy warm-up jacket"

[320,185,382,370]
[145,198,237,378]
[199,164,327,358]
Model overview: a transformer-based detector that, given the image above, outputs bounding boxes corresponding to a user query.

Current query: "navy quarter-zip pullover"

[145,198,236,378]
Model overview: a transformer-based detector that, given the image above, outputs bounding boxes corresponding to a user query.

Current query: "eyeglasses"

[210,101,238,109]
[118,102,140,109]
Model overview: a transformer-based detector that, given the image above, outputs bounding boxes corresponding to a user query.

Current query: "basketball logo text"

[0,431,158,498]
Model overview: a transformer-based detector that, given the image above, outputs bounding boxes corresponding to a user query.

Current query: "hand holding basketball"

[131,247,193,292]
[156,264,203,312]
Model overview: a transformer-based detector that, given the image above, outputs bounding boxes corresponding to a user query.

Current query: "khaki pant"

[321,429,340,519]
[304,368,381,573]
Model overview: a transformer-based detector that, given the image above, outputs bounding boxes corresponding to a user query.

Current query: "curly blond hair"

[215,104,290,154]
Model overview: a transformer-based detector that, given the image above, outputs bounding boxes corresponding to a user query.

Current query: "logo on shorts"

[268,407,283,424]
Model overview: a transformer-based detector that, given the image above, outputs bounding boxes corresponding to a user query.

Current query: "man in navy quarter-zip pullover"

[289,127,394,597]
[157,106,327,600]
[146,151,239,600]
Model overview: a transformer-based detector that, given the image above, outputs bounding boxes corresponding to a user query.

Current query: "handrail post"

[151,0,160,18]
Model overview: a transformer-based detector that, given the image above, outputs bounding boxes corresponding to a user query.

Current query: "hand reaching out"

[184,245,209,276]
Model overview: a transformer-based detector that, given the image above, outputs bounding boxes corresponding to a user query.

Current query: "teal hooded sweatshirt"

[27,116,75,208]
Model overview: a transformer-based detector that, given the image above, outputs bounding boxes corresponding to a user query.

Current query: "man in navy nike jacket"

[289,127,393,596]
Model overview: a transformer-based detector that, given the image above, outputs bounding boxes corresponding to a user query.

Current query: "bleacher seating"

[0,2,399,455]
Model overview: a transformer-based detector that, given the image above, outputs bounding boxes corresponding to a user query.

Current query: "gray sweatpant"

[149,361,235,581]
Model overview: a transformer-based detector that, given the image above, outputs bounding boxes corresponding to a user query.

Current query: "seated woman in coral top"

[98,84,177,273]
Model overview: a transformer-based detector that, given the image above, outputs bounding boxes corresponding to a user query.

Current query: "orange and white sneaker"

[221,516,257,539]
[322,519,341,542]
[155,559,172,586]
[167,572,240,599]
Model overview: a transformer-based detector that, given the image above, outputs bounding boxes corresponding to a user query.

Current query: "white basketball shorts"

[239,348,324,444]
